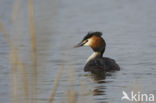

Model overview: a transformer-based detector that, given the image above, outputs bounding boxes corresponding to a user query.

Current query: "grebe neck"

[86,51,102,63]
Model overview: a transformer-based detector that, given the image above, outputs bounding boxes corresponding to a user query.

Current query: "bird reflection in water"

[86,71,115,102]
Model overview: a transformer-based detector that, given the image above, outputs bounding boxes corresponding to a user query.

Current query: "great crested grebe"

[74,32,120,74]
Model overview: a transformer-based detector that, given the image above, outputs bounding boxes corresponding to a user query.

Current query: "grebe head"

[74,32,106,55]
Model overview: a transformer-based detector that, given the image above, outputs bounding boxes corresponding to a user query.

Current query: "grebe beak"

[73,40,88,48]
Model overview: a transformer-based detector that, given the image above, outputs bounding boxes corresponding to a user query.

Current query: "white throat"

[86,52,102,64]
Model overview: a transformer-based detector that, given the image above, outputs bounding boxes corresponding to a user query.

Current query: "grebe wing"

[84,58,106,73]
[102,57,120,71]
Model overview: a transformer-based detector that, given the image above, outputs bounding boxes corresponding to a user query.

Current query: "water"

[0,0,156,103]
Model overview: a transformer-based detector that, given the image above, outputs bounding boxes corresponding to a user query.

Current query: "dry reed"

[66,68,78,103]
[10,49,18,103]
[11,0,21,22]
[49,65,64,103]
[0,21,29,103]
[11,0,30,102]
[0,0,91,103]
[28,0,37,102]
